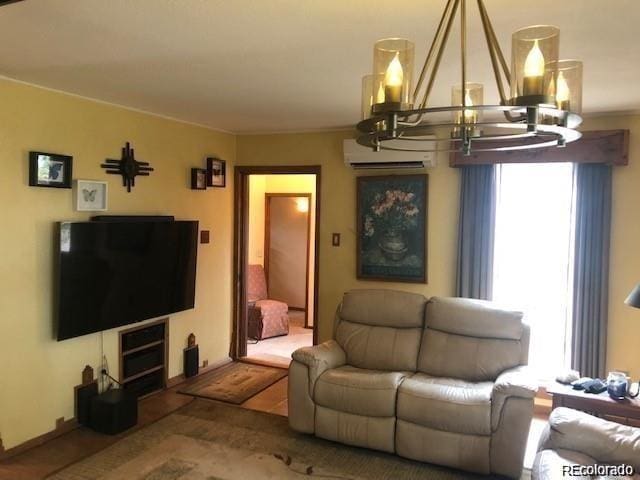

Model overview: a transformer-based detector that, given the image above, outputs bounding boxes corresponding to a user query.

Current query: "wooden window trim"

[450,129,629,167]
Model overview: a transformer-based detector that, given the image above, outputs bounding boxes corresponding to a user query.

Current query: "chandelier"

[357,0,583,155]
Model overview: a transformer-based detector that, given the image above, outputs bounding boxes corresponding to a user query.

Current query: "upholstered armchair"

[247,264,289,340]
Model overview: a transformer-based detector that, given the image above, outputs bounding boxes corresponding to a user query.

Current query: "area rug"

[178,362,287,404]
[49,399,502,480]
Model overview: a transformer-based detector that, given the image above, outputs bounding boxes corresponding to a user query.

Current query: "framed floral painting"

[356,174,428,283]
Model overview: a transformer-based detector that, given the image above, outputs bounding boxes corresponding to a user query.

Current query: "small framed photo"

[75,180,108,211]
[191,168,207,190]
[206,157,226,188]
[29,151,73,188]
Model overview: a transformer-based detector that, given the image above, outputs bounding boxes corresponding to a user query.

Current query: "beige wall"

[248,175,267,265]
[237,132,460,343]
[247,174,317,325]
[0,79,235,449]
[581,114,640,379]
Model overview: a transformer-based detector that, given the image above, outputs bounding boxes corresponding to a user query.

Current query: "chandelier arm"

[419,0,460,109]
[461,0,467,108]
[477,0,507,103]
[413,0,455,103]
[478,0,511,85]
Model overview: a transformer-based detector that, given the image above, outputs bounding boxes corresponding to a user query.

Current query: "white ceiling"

[0,0,638,133]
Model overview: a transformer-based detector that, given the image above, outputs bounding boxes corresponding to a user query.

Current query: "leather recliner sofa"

[288,289,537,478]
[533,407,640,480]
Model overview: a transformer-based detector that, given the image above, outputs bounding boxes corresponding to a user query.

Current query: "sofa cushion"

[316,406,396,454]
[418,329,524,382]
[397,374,493,435]
[335,320,422,372]
[418,297,526,382]
[426,297,523,339]
[314,365,407,417]
[340,289,427,328]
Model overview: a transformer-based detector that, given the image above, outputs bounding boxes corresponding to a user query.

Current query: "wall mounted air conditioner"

[343,138,436,170]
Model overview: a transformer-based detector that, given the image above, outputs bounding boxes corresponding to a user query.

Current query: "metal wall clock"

[101,142,154,192]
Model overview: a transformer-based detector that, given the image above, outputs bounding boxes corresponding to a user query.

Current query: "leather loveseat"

[288,289,537,478]
[533,407,640,480]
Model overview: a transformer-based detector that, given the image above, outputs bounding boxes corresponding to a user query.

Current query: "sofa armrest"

[291,340,346,391]
[491,366,537,431]
[538,407,640,470]
[493,365,538,400]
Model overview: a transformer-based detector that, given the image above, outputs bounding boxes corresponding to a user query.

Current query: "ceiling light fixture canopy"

[357,0,584,156]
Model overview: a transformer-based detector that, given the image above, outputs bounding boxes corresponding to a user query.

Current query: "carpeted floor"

[178,362,287,404]
[49,399,504,480]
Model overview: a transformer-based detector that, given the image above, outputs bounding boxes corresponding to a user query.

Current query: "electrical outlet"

[332,233,341,246]
[202,359,209,368]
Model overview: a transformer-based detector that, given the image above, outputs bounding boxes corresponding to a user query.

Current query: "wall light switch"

[200,230,210,244]
[332,233,341,246]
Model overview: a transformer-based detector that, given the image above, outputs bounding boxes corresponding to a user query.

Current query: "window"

[493,163,575,380]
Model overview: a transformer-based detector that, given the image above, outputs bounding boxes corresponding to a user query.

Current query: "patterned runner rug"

[178,362,287,404]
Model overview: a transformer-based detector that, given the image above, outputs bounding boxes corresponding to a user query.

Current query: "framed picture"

[75,180,108,211]
[191,168,207,190]
[29,151,73,188]
[206,157,226,187]
[356,174,428,283]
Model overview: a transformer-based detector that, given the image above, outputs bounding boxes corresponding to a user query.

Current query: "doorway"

[232,166,320,367]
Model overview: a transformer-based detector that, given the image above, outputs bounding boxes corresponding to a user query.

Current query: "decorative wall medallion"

[101,142,153,192]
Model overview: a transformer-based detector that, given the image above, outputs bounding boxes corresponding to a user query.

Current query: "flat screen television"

[56,220,198,341]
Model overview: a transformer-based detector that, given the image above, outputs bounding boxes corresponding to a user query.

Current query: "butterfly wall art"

[29,151,73,188]
[75,180,108,211]
[101,142,154,192]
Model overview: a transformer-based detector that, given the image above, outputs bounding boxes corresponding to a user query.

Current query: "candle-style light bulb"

[556,71,570,110]
[522,39,545,96]
[524,40,545,77]
[384,52,404,103]
[463,91,475,122]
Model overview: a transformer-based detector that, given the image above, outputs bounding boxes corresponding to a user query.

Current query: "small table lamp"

[622,284,640,398]
[625,284,640,308]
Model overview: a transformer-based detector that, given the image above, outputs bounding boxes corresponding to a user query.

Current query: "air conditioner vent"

[343,139,436,169]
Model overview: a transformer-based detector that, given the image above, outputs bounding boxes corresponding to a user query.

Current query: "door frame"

[231,165,321,359]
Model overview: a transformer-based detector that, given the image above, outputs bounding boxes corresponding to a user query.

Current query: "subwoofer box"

[89,389,137,435]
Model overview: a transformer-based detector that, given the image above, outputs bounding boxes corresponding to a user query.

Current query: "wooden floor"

[0,366,288,480]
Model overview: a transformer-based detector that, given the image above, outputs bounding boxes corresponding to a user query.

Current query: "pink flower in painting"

[368,187,420,233]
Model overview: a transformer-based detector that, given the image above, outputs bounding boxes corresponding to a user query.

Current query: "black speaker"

[89,389,137,435]
[184,345,199,378]
[76,381,98,426]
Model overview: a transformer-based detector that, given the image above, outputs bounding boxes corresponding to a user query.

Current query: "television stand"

[119,319,168,399]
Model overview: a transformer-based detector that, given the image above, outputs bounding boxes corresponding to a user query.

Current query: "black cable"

[101,369,122,387]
